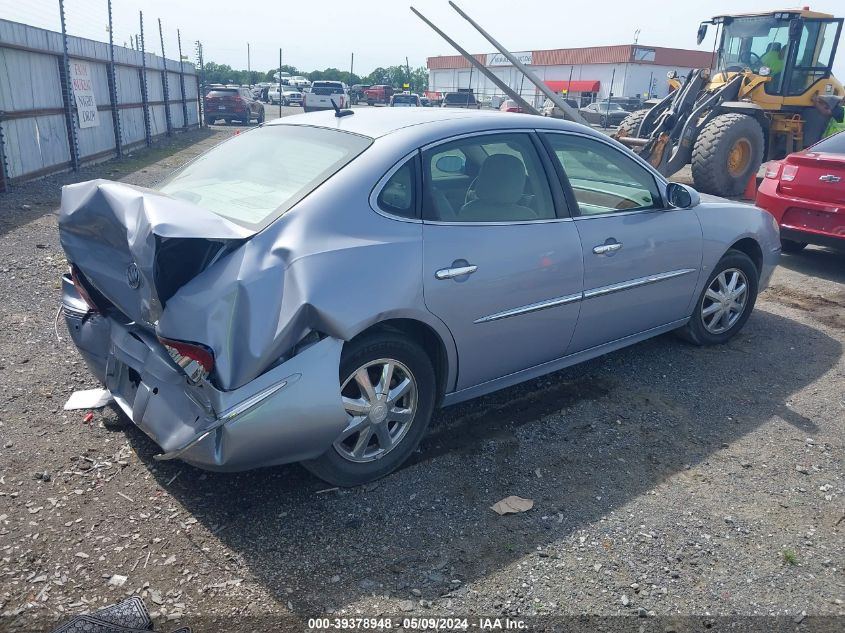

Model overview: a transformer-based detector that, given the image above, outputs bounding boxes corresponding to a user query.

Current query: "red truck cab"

[364,85,395,106]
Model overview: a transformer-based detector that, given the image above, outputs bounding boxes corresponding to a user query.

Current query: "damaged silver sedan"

[60,108,780,485]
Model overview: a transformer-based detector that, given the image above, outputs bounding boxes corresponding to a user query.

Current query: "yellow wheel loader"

[616,8,844,197]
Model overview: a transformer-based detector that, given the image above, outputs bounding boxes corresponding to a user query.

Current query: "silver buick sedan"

[59,108,780,486]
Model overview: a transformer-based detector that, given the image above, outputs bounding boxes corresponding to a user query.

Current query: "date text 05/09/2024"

[306,617,528,630]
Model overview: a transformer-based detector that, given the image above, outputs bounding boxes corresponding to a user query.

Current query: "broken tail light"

[158,337,214,383]
[70,265,100,313]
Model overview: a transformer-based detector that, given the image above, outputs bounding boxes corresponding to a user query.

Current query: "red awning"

[544,80,601,93]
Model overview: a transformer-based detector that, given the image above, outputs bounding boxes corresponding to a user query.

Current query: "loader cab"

[708,12,842,97]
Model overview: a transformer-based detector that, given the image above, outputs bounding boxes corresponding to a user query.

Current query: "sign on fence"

[70,61,100,128]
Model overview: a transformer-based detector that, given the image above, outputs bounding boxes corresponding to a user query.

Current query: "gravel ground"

[0,119,843,633]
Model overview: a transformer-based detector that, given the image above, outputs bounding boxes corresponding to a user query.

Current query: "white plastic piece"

[64,388,113,410]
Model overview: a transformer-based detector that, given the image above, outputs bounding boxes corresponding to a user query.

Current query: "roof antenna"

[330,97,354,118]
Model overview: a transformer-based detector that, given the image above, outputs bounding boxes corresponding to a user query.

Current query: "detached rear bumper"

[61,274,347,472]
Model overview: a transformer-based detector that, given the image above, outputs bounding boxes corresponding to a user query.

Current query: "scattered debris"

[64,388,112,410]
[107,574,128,587]
[490,496,534,515]
[117,491,135,503]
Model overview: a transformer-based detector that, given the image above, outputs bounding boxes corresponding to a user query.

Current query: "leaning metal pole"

[448,1,589,125]
[410,6,538,115]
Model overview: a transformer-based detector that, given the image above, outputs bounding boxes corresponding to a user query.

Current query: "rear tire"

[302,334,436,487]
[677,249,759,346]
[692,113,764,197]
[617,109,649,137]
[780,239,807,253]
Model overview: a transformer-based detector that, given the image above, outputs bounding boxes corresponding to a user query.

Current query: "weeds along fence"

[0,16,201,192]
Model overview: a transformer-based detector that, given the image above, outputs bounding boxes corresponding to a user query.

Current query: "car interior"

[423,135,555,222]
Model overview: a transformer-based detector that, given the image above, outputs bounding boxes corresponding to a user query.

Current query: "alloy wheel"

[334,359,418,463]
[701,268,749,334]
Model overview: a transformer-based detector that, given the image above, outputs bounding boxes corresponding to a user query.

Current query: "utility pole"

[195,40,206,126]
[604,68,615,129]
[350,52,354,82]
[58,0,79,171]
[622,28,641,98]
[107,0,122,156]
[139,11,151,146]
[247,42,251,83]
[159,18,172,136]
[279,48,282,118]
[177,29,189,129]
[405,56,411,91]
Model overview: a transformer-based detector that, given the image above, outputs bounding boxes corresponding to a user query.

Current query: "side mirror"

[435,155,465,174]
[666,182,700,209]
[697,23,709,46]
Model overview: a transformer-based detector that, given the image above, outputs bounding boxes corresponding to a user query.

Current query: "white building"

[427,44,714,106]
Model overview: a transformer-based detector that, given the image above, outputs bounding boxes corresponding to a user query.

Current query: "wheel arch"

[727,237,763,276]
[346,316,456,406]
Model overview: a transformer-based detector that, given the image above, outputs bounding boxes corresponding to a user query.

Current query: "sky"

[1,0,843,79]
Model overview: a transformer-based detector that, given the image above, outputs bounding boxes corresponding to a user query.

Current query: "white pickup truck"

[303,81,350,113]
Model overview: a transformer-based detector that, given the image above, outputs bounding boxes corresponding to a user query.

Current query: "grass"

[782,549,798,565]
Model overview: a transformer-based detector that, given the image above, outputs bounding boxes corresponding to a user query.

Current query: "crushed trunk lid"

[59,180,254,325]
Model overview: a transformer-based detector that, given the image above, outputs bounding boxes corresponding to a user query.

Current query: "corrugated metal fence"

[0,18,200,190]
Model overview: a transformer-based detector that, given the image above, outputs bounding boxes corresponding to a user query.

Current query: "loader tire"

[692,113,764,197]
[616,109,650,138]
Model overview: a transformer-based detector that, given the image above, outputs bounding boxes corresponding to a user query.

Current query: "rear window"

[313,82,344,94]
[207,89,238,97]
[157,126,372,229]
[444,93,475,104]
[811,130,845,154]
[392,95,418,105]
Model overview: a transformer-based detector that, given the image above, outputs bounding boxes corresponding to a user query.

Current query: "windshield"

[157,126,371,229]
[717,16,791,74]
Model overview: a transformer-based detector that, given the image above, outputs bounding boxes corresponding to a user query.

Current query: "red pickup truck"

[364,85,395,106]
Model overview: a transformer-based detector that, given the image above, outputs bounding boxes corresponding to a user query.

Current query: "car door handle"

[593,243,623,255]
[435,265,478,280]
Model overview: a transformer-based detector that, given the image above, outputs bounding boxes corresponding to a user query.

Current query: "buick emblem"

[126,263,141,289]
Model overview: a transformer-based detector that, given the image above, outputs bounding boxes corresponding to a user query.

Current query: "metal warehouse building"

[427,44,714,106]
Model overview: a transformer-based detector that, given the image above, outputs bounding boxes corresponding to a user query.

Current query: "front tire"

[616,109,649,138]
[678,250,759,346]
[692,113,764,197]
[302,334,436,487]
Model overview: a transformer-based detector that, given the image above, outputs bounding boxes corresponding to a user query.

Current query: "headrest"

[473,154,526,204]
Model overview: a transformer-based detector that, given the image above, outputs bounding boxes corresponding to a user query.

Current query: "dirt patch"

[763,284,845,330]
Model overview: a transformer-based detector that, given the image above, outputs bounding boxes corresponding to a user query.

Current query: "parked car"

[364,85,395,106]
[499,99,524,113]
[269,86,303,106]
[756,131,845,252]
[59,108,779,486]
[204,87,265,125]
[349,84,370,105]
[290,76,311,89]
[390,93,422,107]
[302,81,349,112]
[541,97,581,118]
[579,102,630,127]
[441,92,479,109]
